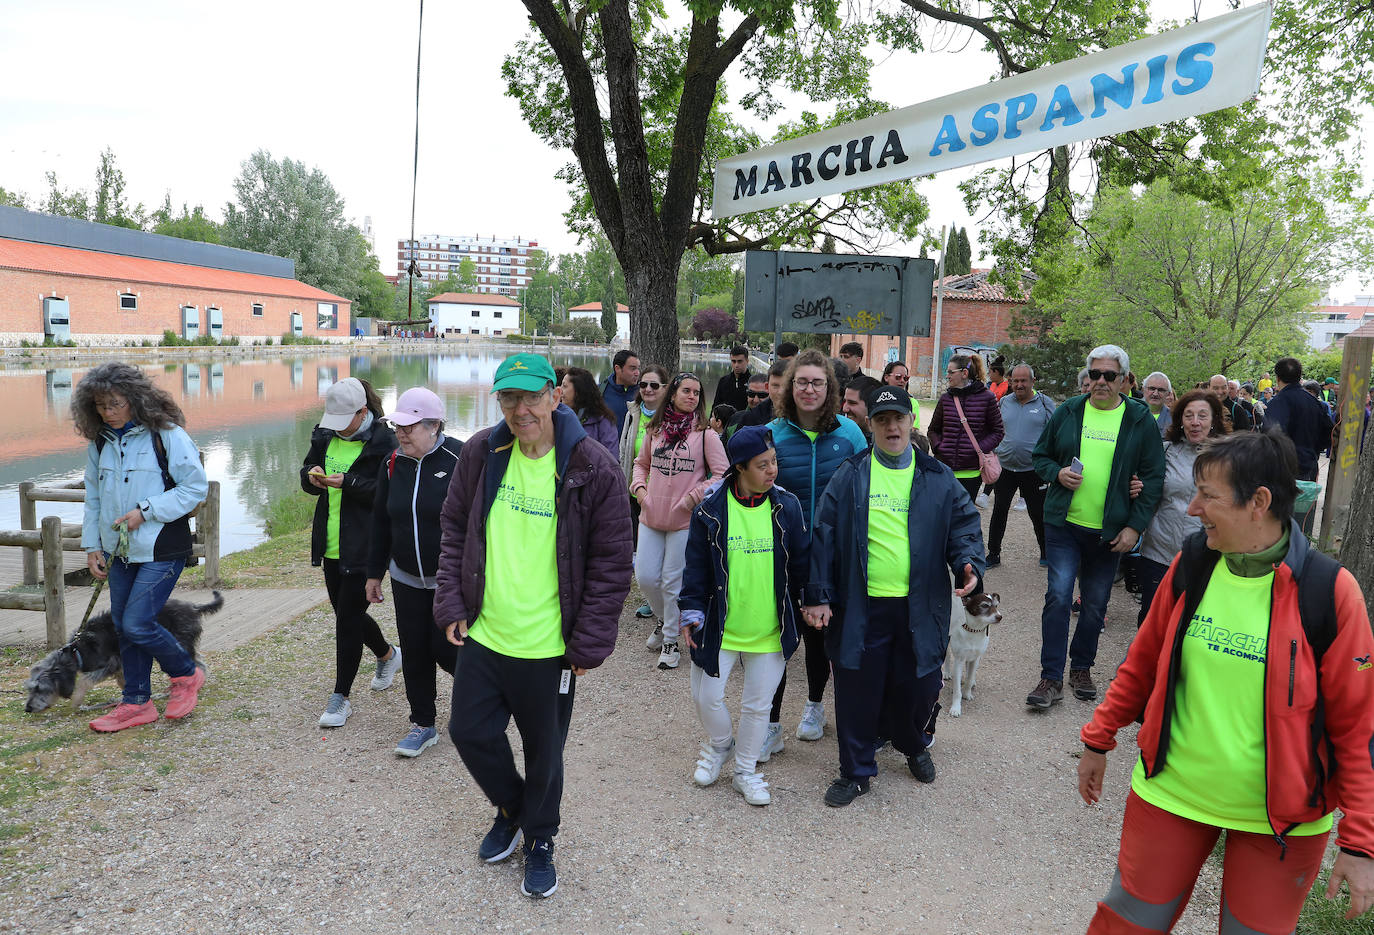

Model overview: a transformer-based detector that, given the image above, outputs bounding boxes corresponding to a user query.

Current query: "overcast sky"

[2,0,1368,298]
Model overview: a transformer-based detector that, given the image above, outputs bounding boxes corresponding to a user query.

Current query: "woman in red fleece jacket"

[1077,432,1374,932]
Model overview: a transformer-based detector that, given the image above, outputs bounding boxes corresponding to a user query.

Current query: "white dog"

[943,592,1002,717]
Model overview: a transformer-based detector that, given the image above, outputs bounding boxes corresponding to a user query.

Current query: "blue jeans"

[1040,523,1121,681]
[105,557,193,705]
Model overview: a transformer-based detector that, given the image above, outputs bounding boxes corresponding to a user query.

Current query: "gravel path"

[0,510,1341,934]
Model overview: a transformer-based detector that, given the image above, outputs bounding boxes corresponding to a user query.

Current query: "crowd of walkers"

[66,341,1374,924]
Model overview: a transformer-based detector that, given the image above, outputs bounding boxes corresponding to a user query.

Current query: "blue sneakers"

[394,724,438,758]
[521,838,557,898]
[478,808,522,863]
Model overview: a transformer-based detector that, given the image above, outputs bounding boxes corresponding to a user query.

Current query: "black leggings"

[322,559,391,697]
[769,624,831,721]
[391,579,458,728]
[956,475,983,502]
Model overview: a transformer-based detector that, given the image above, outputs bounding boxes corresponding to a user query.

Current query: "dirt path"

[0,509,1343,934]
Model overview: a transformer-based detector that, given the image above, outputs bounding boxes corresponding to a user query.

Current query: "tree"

[1050,178,1370,387]
[957,227,973,273]
[0,186,27,209]
[222,150,372,306]
[691,306,739,342]
[91,148,144,229]
[355,267,396,320]
[150,196,223,243]
[505,1,928,374]
[42,171,89,220]
[601,267,619,342]
[569,318,604,343]
[455,257,480,293]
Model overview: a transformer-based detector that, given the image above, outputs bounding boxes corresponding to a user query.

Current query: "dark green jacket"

[1032,394,1165,539]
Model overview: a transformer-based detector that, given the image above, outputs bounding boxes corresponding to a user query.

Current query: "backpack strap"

[388,449,398,478]
[1298,548,1342,807]
[149,429,175,492]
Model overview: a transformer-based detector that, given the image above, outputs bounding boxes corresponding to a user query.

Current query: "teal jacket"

[1031,394,1165,539]
[767,414,869,526]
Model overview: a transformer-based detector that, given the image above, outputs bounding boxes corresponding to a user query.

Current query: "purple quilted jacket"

[929,381,1005,471]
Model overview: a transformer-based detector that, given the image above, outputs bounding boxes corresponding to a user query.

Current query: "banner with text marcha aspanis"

[711,3,1272,220]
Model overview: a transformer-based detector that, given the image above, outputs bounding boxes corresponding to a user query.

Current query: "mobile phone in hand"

[1070,457,1084,474]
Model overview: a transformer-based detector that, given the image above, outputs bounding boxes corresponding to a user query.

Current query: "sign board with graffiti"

[743,250,934,337]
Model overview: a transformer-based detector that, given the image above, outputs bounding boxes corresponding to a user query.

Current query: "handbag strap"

[952,396,983,454]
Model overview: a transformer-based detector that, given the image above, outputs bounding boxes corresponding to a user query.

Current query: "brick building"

[0,206,350,345]
[828,269,1030,395]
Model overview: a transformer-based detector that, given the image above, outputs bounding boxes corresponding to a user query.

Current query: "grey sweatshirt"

[994,392,1056,471]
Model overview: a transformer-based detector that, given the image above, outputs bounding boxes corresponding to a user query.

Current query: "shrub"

[263,491,315,538]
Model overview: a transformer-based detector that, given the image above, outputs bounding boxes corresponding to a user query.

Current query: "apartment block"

[397,233,538,297]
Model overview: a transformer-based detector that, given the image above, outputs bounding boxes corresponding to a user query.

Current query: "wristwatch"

[138,499,152,519]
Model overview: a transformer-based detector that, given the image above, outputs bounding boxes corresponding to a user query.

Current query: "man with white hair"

[1225,379,1255,431]
[1027,345,1165,709]
[1141,372,1172,437]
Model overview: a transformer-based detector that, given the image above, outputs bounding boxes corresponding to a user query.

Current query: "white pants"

[690,650,786,774]
[635,525,689,642]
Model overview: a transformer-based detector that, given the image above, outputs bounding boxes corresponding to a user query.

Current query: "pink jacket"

[631,426,728,531]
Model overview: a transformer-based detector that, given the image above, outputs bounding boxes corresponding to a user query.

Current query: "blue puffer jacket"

[805,447,985,677]
[82,423,208,564]
[767,414,869,525]
[679,478,810,677]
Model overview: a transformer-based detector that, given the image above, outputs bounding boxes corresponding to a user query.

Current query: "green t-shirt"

[634,412,650,459]
[323,436,364,560]
[801,427,819,443]
[721,494,782,654]
[1067,400,1126,529]
[469,445,565,659]
[910,397,921,431]
[1131,562,1332,836]
[867,453,914,597]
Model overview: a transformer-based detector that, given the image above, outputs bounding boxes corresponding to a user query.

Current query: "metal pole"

[928,225,949,398]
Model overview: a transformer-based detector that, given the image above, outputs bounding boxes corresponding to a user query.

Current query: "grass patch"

[178,526,316,590]
[1299,865,1374,934]
[264,491,315,538]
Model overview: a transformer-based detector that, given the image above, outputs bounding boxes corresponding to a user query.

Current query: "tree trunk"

[626,258,681,375]
[1339,440,1374,599]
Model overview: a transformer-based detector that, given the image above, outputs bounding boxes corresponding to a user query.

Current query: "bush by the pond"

[264,491,316,538]
[279,333,325,346]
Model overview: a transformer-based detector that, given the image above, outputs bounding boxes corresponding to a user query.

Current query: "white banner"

[712,3,1272,220]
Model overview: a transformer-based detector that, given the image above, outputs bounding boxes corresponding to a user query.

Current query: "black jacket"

[726,398,773,439]
[712,370,751,411]
[366,435,464,582]
[300,421,397,574]
[1264,384,1333,480]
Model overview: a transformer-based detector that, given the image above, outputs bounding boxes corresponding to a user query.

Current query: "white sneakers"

[371,645,402,691]
[797,700,826,741]
[692,740,735,786]
[733,770,771,806]
[975,492,991,509]
[319,693,351,728]
[646,622,664,651]
[758,722,784,763]
[657,641,680,670]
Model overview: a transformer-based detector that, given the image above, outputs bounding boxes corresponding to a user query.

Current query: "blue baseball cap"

[727,425,774,468]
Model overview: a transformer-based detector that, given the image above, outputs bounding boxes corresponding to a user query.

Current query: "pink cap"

[386,387,445,426]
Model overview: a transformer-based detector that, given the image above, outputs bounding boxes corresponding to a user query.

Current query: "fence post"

[19,482,37,585]
[41,515,66,648]
[202,481,221,588]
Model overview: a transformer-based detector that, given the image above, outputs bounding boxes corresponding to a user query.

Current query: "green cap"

[1324,377,1338,384]
[492,353,556,393]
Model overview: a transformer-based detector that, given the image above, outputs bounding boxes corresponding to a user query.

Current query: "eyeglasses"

[95,398,130,412]
[1087,369,1121,383]
[946,367,965,376]
[497,389,549,410]
[746,391,769,399]
[1144,385,1168,394]
[888,373,909,382]
[638,381,662,390]
[794,378,827,390]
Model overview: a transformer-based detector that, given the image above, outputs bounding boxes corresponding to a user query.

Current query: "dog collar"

[960,622,990,634]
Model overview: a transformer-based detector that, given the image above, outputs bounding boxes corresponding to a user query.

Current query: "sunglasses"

[638,381,663,390]
[746,391,769,399]
[1087,369,1121,383]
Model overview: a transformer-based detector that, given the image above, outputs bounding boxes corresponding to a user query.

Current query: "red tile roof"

[428,292,521,307]
[569,301,629,312]
[0,237,348,302]
[936,269,1033,303]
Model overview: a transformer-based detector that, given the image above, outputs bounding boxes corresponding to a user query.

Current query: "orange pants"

[1086,790,1328,934]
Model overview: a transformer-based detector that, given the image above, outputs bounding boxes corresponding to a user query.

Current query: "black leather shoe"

[823,776,870,807]
[907,749,936,784]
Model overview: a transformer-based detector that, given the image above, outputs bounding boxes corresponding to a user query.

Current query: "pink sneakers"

[164,666,207,720]
[90,701,159,732]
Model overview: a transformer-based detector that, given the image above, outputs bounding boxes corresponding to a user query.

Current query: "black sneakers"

[478,808,522,863]
[985,554,1001,569]
[823,776,870,807]
[521,838,557,898]
[907,749,936,784]
[1026,678,1064,709]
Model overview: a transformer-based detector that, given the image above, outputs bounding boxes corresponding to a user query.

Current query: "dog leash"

[72,522,132,656]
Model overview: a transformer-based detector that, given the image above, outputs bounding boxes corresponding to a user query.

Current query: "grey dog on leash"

[23,592,221,713]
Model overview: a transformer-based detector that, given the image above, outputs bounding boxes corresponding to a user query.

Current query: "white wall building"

[1306,298,1374,349]
[568,301,629,341]
[428,292,522,337]
[398,233,539,297]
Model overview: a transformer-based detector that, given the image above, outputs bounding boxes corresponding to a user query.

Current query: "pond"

[0,348,732,558]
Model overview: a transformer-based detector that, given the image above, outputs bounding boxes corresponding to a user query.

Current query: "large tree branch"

[898,0,1029,76]
[597,1,657,255]
[522,0,625,251]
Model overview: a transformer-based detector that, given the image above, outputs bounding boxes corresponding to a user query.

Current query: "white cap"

[320,378,367,431]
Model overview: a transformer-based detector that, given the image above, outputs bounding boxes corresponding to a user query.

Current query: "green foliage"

[222,150,371,307]
[0,186,27,209]
[264,491,315,537]
[998,338,1090,399]
[355,268,394,319]
[158,330,236,347]
[568,318,604,343]
[1298,348,1346,384]
[150,196,222,244]
[1044,178,1369,388]
[279,332,325,346]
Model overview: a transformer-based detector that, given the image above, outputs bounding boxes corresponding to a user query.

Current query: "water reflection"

[0,349,730,558]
